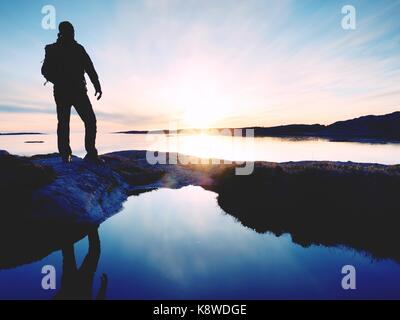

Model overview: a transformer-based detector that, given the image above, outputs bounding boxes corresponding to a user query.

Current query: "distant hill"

[244,111,400,140]
[319,111,400,140]
[242,124,326,137]
[117,111,400,141]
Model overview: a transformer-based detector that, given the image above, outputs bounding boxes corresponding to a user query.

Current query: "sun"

[177,83,231,129]
[182,108,216,129]
[168,66,233,129]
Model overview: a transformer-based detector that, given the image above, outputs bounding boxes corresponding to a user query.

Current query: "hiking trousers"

[54,87,98,158]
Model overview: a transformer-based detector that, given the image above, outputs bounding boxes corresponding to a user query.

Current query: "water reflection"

[1,186,400,299]
[0,218,107,300]
[209,163,400,263]
[95,187,400,299]
[54,227,107,300]
[1,132,400,164]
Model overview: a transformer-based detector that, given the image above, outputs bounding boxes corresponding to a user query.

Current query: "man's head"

[58,21,75,40]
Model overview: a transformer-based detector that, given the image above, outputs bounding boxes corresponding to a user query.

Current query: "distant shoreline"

[0,132,44,136]
[114,111,400,143]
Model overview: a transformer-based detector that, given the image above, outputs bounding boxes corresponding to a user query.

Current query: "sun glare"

[171,67,232,129]
[182,108,215,129]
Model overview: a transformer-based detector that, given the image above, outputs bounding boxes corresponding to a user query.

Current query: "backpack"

[41,44,58,84]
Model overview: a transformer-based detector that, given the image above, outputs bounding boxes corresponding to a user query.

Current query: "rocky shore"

[1,149,400,268]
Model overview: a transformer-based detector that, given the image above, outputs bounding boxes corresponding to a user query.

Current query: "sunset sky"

[1,0,400,132]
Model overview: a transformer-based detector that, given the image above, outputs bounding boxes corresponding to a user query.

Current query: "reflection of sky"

[1,186,400,299]
[2,133,400,165]
[95,186,400,299]
[1,0,400,131]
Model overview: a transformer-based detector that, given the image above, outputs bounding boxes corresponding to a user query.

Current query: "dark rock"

[2,149,400,269]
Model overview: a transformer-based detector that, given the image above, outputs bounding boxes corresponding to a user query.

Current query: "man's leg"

[74,92,98,157]
[55,100,73,159]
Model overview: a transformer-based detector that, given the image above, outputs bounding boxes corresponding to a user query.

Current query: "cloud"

[0,104,53,114]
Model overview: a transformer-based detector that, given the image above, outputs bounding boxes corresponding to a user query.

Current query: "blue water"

[0,186,400,299]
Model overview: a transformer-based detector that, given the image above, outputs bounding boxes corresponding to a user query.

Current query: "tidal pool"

[0,186,399,299]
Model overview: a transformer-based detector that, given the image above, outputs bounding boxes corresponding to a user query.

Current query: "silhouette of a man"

[42,21,102,163]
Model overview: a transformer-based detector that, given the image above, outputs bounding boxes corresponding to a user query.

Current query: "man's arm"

[82,47,102,100]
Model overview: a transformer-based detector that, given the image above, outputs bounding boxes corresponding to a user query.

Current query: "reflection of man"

[54,227,108,300]
[41,21,102,164]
